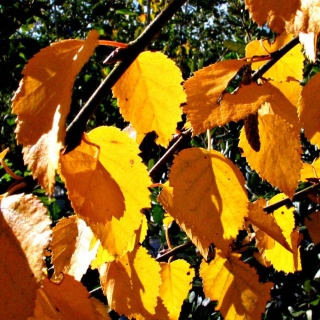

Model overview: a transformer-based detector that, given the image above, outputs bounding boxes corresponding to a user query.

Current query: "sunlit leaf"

[246,32,304,81]
[0,208,38,320]
[112,51,186,147]
[159,259,195,320]
[239,114,302,198]
[300,157,320,181]
[298,72,320,147]
[245,0,301,33]
[51,216,99,281]
[99,246,161,319]
[200,250,272,320]
[1,193,52,282]
[183,60,246,135]
[12,30,99,194]
[168,148,248,257]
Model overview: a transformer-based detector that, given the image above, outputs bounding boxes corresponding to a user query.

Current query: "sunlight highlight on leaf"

[112,51,186,147]
[12,30,99,194]
[200,250,272,320]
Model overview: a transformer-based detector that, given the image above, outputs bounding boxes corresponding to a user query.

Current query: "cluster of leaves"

[4,0,320,319]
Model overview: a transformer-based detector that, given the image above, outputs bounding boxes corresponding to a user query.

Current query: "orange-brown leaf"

[298,72,320,147]
[305,211,320,245]
[112,51,186,147]
[183,60,246,135]
[0,208,38,320]
[246,32,304,81]
[1,193,51,282]
[239,114,302,198]
[200,250,272,320]
[51,216,99,281]
[60,133,125,224]
[99,246,161,319]
[245,0,301,33]
[168,148,248,257]
[159,260,195,320]
[12,30,99,194]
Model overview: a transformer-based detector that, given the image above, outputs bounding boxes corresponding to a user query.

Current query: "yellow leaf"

[247,199,292,251]
[183,60,246,135]
[0,147,9,160]
[168,148,248,257]
[159,260,195,320]
[300,157,320,181]
[60,133,125,224]
[0,207,38,320]
[112,51,186,147]
[239,114,302,198]
[305,211,320,245]
[99,246,161,319]
[298,72,320,147]
[12,30,99,194]
[30,275,108,320]
[51,216,99,281]
[246,32,304,81]
[245,0,301,33]
[1,193,52,282]
[257,194,302,273]
[200,250,272,320]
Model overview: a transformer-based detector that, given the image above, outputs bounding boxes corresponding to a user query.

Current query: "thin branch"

[251,36,300,82]
[65,0,187,153]
[149,129,191,180]
[263,183,320,213]
[155,241,193,262]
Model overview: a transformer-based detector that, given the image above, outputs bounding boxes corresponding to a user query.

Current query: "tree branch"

[155,241,193,262]
[251,36,300,82]
[65,0,188,153]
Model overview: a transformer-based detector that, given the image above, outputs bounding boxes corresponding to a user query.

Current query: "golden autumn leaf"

[246,32,304,81]
[112,51,186,147]
[159,259,195,320]
[300,157,320,181]
[168,148,248,257]
[286,0,320,62]
[256,194,302,273]
[239,114,302,198]
[12,30,99,194]
[183,60,246,135]
[30,275,109,320]
[247,199,292,252]
[305,211,320,245]
[298,72,320,147]
[200,250,272,320]
[0,208,38,320]
[61,127,151,260]
[1,193,52,282]
[99,246,161,319]
[60,133,125,224]
[51,216,99,281]
[245,0,301,33]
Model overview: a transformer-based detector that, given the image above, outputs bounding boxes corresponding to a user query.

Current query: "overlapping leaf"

[245,0,301,33]
[183,60,246,135]
[99,246,161,319]
[246,32,304,81]
[168,148,248,257]
[30,275,109,319]
[298,71,320,147]
[200,250,272,320]
[60,127,152,260]
[112,51,186,147]
[159,259,195,320]
[1,193,52,282]
[305,211,320,246]
[255,194,302,273]
[51,216,100,281]
[239,114,302,198]
[11,30,99,194]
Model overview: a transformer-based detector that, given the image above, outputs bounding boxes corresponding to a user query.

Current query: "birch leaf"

[11,30,99,194]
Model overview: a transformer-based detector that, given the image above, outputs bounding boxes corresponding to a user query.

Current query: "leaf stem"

[263,183,320,213]
[65,0,188,153]
[155,241,193,262]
